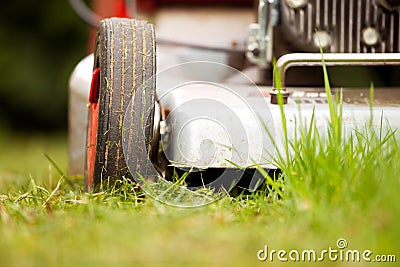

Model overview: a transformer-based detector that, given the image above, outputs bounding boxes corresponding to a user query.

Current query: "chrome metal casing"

[158,84,400,169]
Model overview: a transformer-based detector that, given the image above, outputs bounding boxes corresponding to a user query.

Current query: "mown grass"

[1,69,399,266]
[0,132,68,193]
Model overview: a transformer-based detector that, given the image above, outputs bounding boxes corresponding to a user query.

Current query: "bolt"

[285,0,308,9]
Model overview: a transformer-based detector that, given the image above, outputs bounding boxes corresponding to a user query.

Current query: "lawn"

[0,82,399,266]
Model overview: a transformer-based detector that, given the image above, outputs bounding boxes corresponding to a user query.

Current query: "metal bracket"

[270,53,400,104]
[246,0,278,68]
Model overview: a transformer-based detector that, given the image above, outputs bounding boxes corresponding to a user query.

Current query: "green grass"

[0,131,68,193]
[1,69,400,266]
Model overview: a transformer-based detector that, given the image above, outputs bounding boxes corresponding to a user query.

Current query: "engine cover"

[280,0,400,53]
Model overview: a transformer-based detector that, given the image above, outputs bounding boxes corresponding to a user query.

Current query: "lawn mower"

[68,0,400,206]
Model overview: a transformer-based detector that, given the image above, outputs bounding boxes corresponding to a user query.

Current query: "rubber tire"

[85,18,156,191]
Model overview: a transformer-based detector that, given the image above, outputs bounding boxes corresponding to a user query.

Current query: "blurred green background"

[0,0,89,131]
